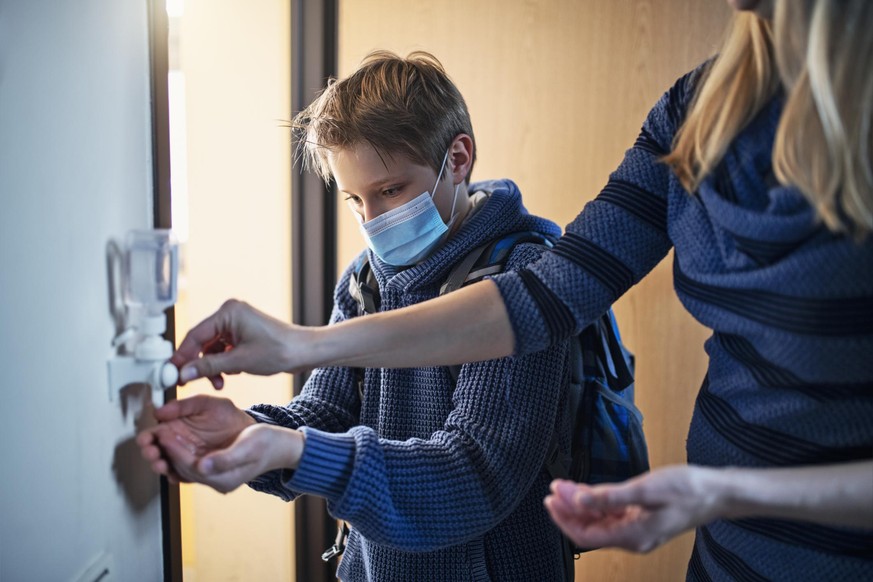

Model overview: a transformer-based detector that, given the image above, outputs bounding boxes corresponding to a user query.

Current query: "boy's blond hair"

[293,50,476,184]
[665,0,873,238]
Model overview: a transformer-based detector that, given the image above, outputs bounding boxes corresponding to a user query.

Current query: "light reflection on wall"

[164,0,294,580]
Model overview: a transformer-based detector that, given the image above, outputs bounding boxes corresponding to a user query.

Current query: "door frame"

[147,1,183,580]
[147,1,340,579]
[290,1,339,581]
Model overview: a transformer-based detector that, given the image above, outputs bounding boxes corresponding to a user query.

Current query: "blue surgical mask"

[357,150,460,266]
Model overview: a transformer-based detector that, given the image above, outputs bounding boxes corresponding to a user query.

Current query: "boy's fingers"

[140,443,163,463]
[153,399,184,421]
[155,393,215,421]
[135,429,156,448]
[552,479,584,500]
[151,458,170,476]
[199,450,235,475]
[154,427,198,464]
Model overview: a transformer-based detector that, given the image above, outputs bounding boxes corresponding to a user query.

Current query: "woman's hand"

[545,460,873,553]
[544,465,724,553]
[171,299,316,389]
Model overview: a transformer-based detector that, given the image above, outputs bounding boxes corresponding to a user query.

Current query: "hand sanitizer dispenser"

[107,229,180,403]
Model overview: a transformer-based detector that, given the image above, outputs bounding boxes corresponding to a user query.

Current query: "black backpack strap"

[328,260,378,561]
[580,310,633,393]
[321,520,349,562]
[439,242,492,295]
[348,255,380,316]
[440,231,555,295]
[348,256,379,401]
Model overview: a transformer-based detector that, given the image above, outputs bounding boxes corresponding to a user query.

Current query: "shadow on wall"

[106,238,163,512]
[112,383,160,513]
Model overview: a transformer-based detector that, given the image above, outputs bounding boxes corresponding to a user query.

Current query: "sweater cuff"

[246,409,279,425]
[282,427,355,500]
[490,270,552,355]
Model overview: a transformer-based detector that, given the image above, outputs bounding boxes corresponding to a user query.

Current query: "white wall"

[0,1,164,580]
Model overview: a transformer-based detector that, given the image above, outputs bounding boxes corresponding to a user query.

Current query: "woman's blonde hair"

[665,0,873,238]
[663,12,779,193]
[773,0,873,238]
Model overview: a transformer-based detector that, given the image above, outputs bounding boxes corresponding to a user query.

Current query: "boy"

[139,51,572,581]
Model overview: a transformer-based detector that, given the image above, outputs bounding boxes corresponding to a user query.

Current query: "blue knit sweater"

[493,66,873,580]
[248,181,573,581]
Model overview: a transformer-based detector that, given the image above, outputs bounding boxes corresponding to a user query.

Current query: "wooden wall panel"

[337,1,732,579]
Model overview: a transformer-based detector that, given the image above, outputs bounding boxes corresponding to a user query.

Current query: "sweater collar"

[696,97,822,249]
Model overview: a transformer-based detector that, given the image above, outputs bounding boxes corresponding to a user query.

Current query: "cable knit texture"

[493,65,873,581]
[249,181,573,581]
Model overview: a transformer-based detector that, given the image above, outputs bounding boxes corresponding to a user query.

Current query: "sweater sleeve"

[285,337,570,552]
[492,67,702,355]
[258,245,570,551]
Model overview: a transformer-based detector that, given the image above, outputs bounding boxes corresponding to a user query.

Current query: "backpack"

[325,231,650,577]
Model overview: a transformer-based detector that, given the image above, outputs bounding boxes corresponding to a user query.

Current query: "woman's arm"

[545,460,873,553]
[172,280,514,385]
[719,460,873,528]
[172,70,701,384]
[312,279,514,368]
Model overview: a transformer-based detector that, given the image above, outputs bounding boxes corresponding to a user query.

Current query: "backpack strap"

[580,309,633,393]
[439,231,556,382]
[440,231,555,295]
[348,255,380,316]
[339,233,572,573]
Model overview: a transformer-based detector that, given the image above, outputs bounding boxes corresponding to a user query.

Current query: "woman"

[166,0,873,579]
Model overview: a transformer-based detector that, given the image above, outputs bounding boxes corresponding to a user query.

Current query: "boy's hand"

[136,394,255,482]
[149,422,305,494]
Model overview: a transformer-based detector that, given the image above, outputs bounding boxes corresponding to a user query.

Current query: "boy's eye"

[344,194,362,205]
[382,187,401,197]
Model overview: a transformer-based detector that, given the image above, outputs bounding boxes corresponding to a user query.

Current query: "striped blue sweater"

[493,66,873,580]
[248,182,573,581]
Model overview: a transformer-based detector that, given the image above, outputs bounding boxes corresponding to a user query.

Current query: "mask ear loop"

[448,182,460,220]
[433,147,460,227]
[430,149,450,200]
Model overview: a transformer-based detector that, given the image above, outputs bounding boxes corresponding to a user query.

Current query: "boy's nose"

[362,202,387,223]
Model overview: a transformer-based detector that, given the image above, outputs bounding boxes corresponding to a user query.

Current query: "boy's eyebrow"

[339,174,409,194]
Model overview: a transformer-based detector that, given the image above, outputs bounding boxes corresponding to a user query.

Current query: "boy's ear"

[448,134,474,184]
